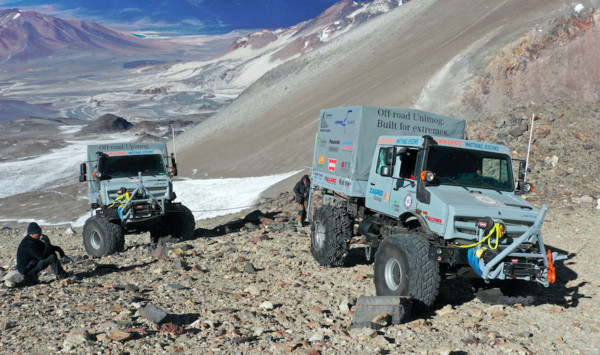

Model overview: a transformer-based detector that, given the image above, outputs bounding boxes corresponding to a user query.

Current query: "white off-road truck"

[309,106,564,307]
[79,142,194,257]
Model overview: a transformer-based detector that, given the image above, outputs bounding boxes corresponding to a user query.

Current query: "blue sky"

[0,0,343,35]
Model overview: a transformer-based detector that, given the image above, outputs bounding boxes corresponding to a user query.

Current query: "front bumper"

[471,205,566,285]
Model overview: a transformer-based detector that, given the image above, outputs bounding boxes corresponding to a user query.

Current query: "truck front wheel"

[151,204,195,244]
[83,216,125,257]
[374,234,440,309]
[310,205,352,267]
[169,204,195,240]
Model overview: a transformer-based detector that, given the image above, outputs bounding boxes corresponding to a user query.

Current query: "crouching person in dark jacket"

[16,222,77,283]
[293,175,311,227]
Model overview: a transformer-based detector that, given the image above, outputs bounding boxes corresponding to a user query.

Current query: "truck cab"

[366,135,535,240]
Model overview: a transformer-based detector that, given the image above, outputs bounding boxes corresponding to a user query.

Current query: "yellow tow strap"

[459,223,504,250]
[108,191,130,208]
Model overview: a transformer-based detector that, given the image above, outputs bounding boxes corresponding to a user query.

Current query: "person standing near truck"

[16,222,77,283]
[293,175,311,227]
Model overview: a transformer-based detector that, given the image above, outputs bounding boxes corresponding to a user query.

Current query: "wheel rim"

[90,230,102,250]
[384,257,402,291]
[314,220,326,250]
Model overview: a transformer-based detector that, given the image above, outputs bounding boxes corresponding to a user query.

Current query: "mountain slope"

[155,0,405,102]
[176,0,582,179]
[0,9,169,64]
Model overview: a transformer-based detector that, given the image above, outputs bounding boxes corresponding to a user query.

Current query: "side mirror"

[395,147,407,158]
[171,153,178,176]
[79,163,87,182]
[518,161,527,180]
[385,147,394,165]
[380,165,392,177]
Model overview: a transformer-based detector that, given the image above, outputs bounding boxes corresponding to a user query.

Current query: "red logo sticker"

[328,158,337,171]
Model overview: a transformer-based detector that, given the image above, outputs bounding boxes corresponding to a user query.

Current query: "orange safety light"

[547,249,556,284]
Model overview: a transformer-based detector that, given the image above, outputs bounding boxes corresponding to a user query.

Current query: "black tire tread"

[171,204,195,240]
[374,234,440,308]
[310,205,353,267]
[83,216,125,257]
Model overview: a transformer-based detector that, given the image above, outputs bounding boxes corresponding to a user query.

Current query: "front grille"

[107,186,168,201]
[454,216,534,238]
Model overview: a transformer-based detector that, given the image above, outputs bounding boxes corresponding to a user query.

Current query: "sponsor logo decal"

[396,138,422,146]
[328,158,337,171]
[326,177,337,184]
[334,109,356,133]
[340,161,351,171]
[392,200,400,212]
[404,193,413,209]
[427,216,443,224]
[320,112,332,132]
[342,141,354,151]
[383,193,389,202]
[338,178,352,189]
[318,154,325,166]
[378,137,395,144]
[328,139,340,145]
[328,146,339,153]
[369,188,384,196]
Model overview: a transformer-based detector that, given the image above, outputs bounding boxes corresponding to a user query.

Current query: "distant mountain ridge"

[157,0,409,103]
[0,8,169,64]
[223,0,408,60]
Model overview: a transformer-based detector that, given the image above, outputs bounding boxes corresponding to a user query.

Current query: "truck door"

[366,146,394,215]
[389,147,419,216]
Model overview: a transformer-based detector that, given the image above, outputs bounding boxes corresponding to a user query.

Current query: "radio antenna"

[170,124,177,161]
[524,112,535,182]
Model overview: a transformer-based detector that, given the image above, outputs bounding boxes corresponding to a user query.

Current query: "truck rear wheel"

[83,216,125,257]
[374,234,440,309]
[310,205,352,267]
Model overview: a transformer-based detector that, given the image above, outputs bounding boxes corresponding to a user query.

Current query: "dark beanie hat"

[27,222,42,235]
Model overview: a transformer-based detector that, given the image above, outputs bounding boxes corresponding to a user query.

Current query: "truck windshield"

[100,154,166,179]
[425,146,513,191]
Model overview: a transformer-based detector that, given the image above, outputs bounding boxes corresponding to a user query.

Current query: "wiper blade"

[436,175,471,192]
[475,179,503,194]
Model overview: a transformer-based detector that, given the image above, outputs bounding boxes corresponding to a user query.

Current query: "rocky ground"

[0,186,598,354]
[0,99,599,354]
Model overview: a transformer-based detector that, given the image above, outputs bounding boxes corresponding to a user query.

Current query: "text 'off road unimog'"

[309,106,564,307]
[79,142,194,257]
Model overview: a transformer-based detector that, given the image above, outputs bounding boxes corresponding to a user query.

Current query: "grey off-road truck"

[79,142,194,257]
[309,106,565,307]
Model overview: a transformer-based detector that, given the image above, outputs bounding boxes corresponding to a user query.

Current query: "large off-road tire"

[374,234,440,309]
[310,204,353,267]
[151,204,195,243]
[83,216,125,257]
[168,204,195,240]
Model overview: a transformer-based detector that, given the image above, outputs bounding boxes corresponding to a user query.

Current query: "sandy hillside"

[176,0,594,179]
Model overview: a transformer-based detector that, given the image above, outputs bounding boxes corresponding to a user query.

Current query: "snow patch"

[12,13,21,20]
[0,133,132,199]
[574,4,584,13]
